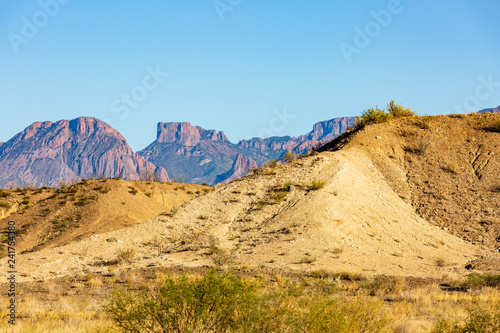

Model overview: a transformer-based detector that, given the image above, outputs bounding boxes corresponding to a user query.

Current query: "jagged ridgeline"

[0,116,356,187]
[0,117,169,188]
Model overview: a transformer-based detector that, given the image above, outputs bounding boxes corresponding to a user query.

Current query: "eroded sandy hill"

[322,112,500,253]
[4,114,499,282]
[0,179,210,255]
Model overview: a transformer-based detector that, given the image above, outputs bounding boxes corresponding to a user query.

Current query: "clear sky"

[0,0,499,151]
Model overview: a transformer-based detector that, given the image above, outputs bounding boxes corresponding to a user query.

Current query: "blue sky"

[0,0,499,151]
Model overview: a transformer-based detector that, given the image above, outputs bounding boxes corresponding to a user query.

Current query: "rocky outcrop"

[237,117,356,159]
[140,122,239,184]
[157,122,228,146]
[139,117,356,184]
[215,154,258,184]
[1,116,355,187]
[478,106,500,114]
[0,117,169,188]
[302,117,355,141]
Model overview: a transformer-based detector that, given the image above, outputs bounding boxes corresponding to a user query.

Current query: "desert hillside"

[0,179,211,255]
[321,112,500,254]
[3,113,499,284]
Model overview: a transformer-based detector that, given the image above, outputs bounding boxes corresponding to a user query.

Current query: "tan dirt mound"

[1,134,496,282]
[322,113,500,253]
[0,179,211,255]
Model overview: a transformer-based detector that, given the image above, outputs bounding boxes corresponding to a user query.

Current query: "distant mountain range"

[478,105,500,114]
[0,115,356,187]
[2,105,499,188]
[138,117,355,184]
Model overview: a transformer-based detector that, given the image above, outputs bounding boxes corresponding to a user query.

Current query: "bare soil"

[1,113,499,284]
[0,179,210,255]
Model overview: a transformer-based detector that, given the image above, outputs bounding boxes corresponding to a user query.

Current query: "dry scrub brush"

[356,100,417,129]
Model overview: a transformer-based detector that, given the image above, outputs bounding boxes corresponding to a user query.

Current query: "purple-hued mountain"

[0,115,356,187]
[215,153,258,185]
[138,117,356,184]
[0,117,169,188]
[478,106,500,114]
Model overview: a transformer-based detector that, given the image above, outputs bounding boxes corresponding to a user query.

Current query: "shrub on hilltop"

[356,100,417,130]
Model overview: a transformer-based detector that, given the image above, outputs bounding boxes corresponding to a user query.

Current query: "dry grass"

[491,119,500,132]
[444,162,458,174]
[311,179,327,190]
[416,138,430,155]
[0,294,117,332]
[1,270,499,332]
[299,255,317,264]
[282,151,297,163]
[115,248,136,264]
[435,257,446,267]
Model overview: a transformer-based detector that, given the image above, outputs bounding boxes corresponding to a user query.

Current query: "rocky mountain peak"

[8,117,125,149]
[157,122,228,146]
[215,153,257,184]
[305,117,355,141]
[0,117,168,187]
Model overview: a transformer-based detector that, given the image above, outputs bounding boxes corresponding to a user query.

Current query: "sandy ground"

[3,145,497,283]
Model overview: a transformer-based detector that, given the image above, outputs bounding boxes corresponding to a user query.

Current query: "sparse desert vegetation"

[0,178,209,255]
[1,268,500,332]
[355,100,417,129]
[416,138,430,155]
[310,178,326,190]
[282,151,297,163]
[1,112,500,332]
[490,119,500,132]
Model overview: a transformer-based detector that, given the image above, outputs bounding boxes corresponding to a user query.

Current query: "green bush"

[386,100,415,117]
[491,119,500,133]
[356,107,392,129]
[465,274,500,289]
[104,269,391,333]
[282,181,294,192]
[416,138,430,155]
[115,248,136,264]
[271,191,287,202]
[445,163,458,174]
[74,198,90,206]
[356,100,416,129]
[297,297,389,333]
[282,151,297,163]
[105,269,259,333]
[432,304,500,333]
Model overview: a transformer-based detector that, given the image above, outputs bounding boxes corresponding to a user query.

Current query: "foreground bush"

[432,304,500,333]
[104,269,391,332]
[105,269,258,332]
